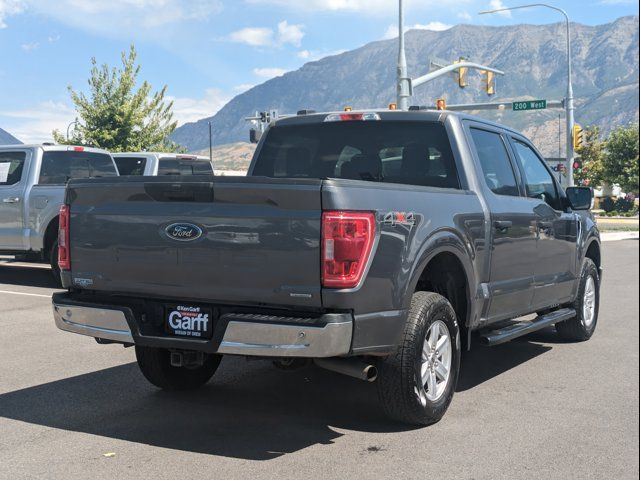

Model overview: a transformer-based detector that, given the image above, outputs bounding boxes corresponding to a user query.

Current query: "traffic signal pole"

[397,0,503,110]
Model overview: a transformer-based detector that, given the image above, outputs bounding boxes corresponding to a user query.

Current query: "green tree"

[604,124,639,195]
[54,45,182,153]
[575,126,606,188]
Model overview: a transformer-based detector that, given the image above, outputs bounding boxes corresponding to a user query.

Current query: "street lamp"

[479,3,576,185]
[397,0,411,111]
[66,117,80,141]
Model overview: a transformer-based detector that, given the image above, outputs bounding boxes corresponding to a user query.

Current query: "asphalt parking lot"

[0,241,638,480]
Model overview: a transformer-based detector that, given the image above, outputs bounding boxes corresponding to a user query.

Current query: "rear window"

[157,158,214,176]
[114,156,147,176]
[39,151,118,185]
[252,121,460,189]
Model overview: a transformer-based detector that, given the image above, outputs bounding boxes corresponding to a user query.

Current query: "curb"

[601,231,639,242]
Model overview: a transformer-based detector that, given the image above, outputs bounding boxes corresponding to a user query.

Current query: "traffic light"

[436,98,447,110]
[573,124,584,150]
[484,70,496,95]
[454,58,467,88]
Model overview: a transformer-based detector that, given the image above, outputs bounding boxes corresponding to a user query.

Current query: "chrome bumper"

[53,303,134,343]
[53,301,352,358]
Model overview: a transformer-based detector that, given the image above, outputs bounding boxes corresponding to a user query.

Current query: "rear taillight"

[58,205,70,271]
[322,211,376,289]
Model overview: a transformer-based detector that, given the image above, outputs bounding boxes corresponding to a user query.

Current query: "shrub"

[600,196,616,213]
[615,195,636,213]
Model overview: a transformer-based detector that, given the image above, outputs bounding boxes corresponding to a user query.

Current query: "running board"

[479,308,576,346]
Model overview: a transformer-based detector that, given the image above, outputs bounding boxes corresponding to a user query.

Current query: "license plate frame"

[165,304,213,339]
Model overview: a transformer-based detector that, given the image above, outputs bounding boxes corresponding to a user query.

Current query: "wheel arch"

[404,230,477,331]
[43,215,59,260]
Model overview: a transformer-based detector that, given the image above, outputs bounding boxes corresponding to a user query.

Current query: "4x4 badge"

[383,212,416,227]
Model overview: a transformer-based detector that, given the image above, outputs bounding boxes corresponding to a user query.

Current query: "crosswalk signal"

[436,98,447,110]
[573,124,584,150]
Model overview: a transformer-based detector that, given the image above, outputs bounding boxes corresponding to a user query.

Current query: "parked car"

[0,144,118,282]
[111,152,214,176]
[52,109,601,425]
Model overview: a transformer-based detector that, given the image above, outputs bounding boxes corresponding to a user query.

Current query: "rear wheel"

[49,240,62,287]
[377,291,461,425]
[556,258,600,341]
[135,347,221,390]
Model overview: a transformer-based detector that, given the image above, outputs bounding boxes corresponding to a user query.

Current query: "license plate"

[165,305,213,339]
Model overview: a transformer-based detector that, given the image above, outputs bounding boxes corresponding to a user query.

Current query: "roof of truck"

[272,108,524,137]
[111,152,211,161]
[0,144,111,154]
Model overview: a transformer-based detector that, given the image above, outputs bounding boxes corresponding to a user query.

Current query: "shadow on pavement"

[0,336,552,460]
[0,262,58,289]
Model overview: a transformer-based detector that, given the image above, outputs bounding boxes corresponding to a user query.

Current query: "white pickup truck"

[0,144,119,281]
[111,153,214,176]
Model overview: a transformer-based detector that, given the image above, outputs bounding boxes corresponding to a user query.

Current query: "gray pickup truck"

[0,144,118,281]
[52,110,601,425]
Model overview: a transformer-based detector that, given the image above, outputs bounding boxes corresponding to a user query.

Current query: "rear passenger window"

[0,152,26,186]
[470,128,520,197]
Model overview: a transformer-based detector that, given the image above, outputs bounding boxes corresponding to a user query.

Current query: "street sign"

[512,100,547,111]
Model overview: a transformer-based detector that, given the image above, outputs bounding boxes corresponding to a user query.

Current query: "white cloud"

[47,33,60,43]
[296,48,346,61]
[487,0,511,17]
[277,20,304,47]
[228,20,305,48]
[21,41,39,51]
[384,21,452,39]
[253,67,288,79]
[168,88,230,125]
[229,27,275,47]
[458,11,473,22]
[0,100,75,144]
[0,0,24,28]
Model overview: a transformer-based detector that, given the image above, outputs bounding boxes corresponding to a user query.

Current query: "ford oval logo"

[165,223,203,242]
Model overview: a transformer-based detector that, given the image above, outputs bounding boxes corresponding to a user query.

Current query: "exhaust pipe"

[314,358,378,382]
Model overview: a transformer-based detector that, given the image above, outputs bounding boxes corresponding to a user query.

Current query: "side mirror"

[566,186,593,211]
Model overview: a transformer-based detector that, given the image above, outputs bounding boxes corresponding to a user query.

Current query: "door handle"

[494,220,513,232]
[2,197,20,204]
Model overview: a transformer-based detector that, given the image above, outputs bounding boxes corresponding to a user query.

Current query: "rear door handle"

[494,220,513,231]
[2,197,20,204]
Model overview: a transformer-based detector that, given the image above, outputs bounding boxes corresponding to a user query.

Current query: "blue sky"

[0,0,638,143]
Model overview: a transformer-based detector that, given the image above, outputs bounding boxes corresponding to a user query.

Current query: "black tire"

[556,258,600,342]
[135,347,221,390]
[49,240,62,287]
[377,291,461,425]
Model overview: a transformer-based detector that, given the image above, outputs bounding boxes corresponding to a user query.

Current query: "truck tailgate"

[66,177,323,308]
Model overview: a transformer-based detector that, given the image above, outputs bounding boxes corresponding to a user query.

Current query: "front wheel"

[135,347,221,390]
[377,291,461,425]
[556,258,600,341]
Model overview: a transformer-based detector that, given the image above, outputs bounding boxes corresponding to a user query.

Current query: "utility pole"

[208,122,213,163]
[397,0,411,111]
[480,3,575,185]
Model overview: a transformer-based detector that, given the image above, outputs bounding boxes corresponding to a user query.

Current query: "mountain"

[0,128,22,145]
[171,16,639,158]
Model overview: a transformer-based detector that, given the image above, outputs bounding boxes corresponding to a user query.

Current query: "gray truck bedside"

[52,110,602,425]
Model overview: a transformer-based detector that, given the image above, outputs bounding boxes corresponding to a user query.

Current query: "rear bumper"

[52,293,353,358]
